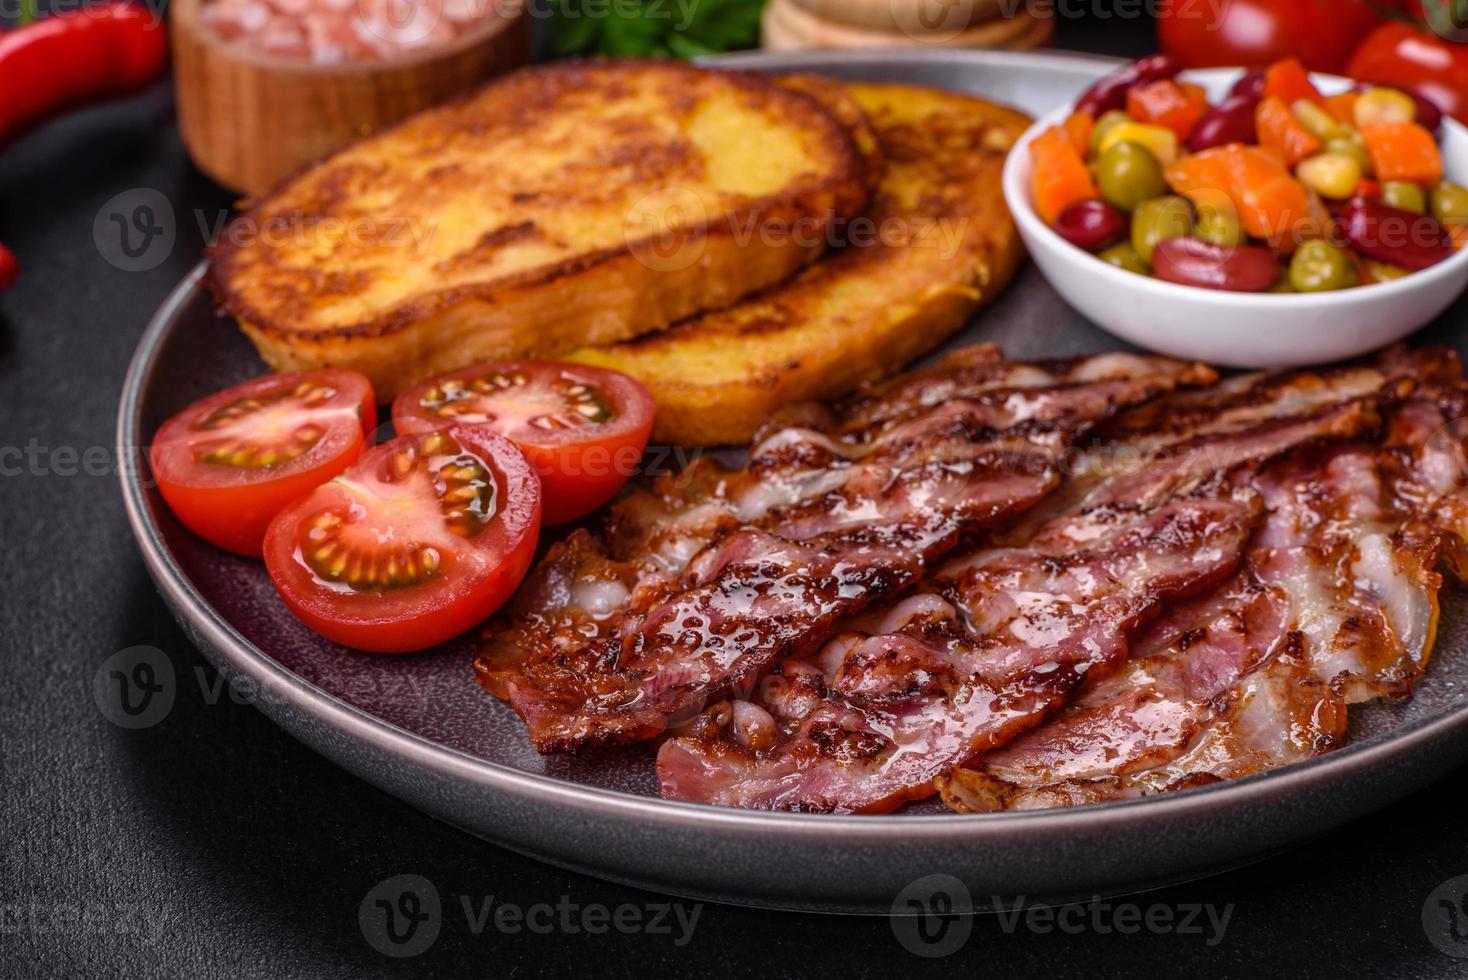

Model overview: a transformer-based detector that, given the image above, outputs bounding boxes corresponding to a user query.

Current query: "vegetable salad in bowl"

[1031,54,1468,293]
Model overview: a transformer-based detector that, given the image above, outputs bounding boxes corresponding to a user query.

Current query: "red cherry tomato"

[151,369,376,556]
[1346,22,1468,124]
[392,361,655,525]
[263,426,541,653]
[1158,0,1381,73]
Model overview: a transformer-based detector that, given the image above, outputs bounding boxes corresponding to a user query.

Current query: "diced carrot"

[1324,91,1359,125]
[1167,144,1309,241]
[1450,224,1468,250]
[1223,145,1312,241]
[1360,121,1444,185]
[1165,150,1232,199]
[1263,57,1324,106]
[1126,79,1209,140]
[1030,126,1098,224]
[1062,111,1094,157]
[1255,96,1322,167]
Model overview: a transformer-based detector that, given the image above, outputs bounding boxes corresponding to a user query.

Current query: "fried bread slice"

[208,59,873,398]
[569,82,1029,446]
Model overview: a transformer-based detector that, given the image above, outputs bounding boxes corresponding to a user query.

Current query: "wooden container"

[789,0,1006,34]
[763,0,1052,51]
[171,0,530,196]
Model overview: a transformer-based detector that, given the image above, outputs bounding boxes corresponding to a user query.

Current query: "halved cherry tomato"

[150,369,376,556]
[263,426,541,653]
[392,361,655,525]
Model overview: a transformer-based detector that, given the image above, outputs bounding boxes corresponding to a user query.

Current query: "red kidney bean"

[1187,92,1260,152]
[1230,69,1267,101]
[1338,196,1453,271]
[1407,89,1445,133]
[1075,54,1182,117]
[1055,200,1127,252]
[1150,237,1280,291]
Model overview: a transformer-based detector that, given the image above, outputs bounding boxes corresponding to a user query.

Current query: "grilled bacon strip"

[658,357,1414,812]
[939,352,1468,814]
[476,348,1213,753]
[657,486,1260,812]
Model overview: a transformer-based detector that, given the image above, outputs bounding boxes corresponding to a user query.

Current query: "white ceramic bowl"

[1002,68,1468,367]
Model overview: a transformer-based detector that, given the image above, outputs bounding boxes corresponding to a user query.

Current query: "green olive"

[1130,196,1193,265]
[1089,110,1132,156]
[1430,181,1468,227]
[1288,240,1359,292]
[1098,241,1148,274]
[1194,200,1244,247]
[1094,141,1168,213]
[1381,180,1426,213]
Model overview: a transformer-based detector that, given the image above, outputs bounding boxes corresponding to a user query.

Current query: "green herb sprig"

[552,0,766,59]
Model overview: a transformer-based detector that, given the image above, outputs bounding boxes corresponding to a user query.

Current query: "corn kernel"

[1296,151,1363,199]
[1292,100,1346,143]
[1096,120,1179,167]
[1324,132,1371,175]
[1354,87,1417,129]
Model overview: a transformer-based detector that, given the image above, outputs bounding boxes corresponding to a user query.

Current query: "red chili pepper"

[0,2,169,289]
[0,243,18,289]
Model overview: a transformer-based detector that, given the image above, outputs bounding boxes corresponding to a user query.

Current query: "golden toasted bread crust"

[571,82,1031,446]
[208,59,872,396]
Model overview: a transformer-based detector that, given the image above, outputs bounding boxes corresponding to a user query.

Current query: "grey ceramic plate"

[118,50,1468,914]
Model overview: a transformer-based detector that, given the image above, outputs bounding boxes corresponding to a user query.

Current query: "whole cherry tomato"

[1158,0,1381,73]
[1346,22,1468,124]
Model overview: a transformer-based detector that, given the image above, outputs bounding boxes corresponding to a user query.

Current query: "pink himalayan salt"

[202,0,501,63]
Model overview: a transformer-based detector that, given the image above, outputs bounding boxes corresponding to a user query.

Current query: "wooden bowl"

[789,0,1007,33]
[171,0,530,196]
[764,0,1052,51]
